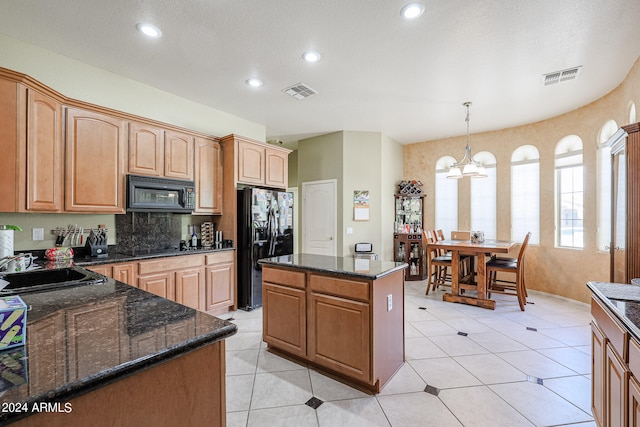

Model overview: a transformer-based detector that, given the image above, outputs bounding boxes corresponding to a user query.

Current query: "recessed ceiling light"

[136,23,162,38]
[246,78,263,88]
[302,51,322,63]
[401,2,425,19]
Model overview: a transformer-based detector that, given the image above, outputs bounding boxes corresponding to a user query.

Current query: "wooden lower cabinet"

[262,266,404,393]
[592,322,606,427]
[205,252,235,312]
[263,282,306,357]
[85,252,235,312]
[138,272,175,301]
[591,294,640,427]
[175,267,206,311]
[630,376,640,427]
[606,343,629,427]
[309,292,370,383]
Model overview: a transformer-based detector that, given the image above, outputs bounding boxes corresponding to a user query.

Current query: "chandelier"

[447,102,487,179]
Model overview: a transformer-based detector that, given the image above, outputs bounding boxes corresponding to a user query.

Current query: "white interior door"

[302,180,337,256]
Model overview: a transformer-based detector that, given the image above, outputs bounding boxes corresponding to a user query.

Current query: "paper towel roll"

[0,229,14,259]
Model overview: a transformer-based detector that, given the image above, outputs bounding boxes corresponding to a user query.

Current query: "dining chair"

[423,230,451,295]
[486,232,532,311]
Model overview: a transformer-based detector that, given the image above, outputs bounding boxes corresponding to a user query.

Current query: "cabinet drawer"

[139,255,204,275]
[263,267,305,289]
[309,274,370,302]
[630,337,640,379]
[592,296,628,360]
[206,251,234,265]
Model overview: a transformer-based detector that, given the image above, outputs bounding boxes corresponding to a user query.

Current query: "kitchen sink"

[0,267,107,294]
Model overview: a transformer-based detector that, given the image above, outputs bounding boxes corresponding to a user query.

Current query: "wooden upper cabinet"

[21,86,64,212]
[265,147,288,189]
[194,137,223,215]
[164,131,194,181]
[237,139,265,185]
[223,135,291,189]
[128,122,164,176]
[65,107,127,213]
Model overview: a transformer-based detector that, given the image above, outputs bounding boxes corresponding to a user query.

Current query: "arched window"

[597,120,618,252]
[470,151,497,239]
[435,156,458,234]
[555,135,584,248]
[511,145,540,244]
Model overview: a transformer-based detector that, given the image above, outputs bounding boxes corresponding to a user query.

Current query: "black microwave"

[126,174,196,213]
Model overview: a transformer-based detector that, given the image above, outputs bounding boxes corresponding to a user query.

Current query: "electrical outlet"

[32,227,44,241]
[387,294,392,312]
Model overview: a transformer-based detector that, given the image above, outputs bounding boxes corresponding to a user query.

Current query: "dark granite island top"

[0,274,237,426]
[588,281,640,342]
[258,253,408,279]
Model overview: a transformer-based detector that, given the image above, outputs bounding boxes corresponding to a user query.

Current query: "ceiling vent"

[282,83,318,100]
[543,66,582,86]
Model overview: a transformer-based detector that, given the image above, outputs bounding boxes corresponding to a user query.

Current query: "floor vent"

[282,83,318,100]
[543,66,582,85]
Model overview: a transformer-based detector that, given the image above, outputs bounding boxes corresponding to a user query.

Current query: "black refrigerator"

[237,187,294,310]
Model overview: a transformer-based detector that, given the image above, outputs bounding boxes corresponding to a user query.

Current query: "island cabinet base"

[262,266,405,394]
[10,341,227,427]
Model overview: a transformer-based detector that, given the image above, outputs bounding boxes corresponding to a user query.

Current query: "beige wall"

[404,56,640,303]
[297,131,403,259]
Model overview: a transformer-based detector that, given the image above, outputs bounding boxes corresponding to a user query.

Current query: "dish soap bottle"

[191,225,198,248]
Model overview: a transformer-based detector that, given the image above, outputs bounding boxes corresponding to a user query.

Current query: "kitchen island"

[258,254,407,393]
[588,281,640,427]
[0,273,237,426]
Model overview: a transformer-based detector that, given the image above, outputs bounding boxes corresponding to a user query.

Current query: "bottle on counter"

[191,225,198,248]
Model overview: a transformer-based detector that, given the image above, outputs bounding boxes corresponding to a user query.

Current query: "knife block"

[86,241,108,258]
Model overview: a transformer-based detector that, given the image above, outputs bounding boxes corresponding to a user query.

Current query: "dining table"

[427,239,517,310]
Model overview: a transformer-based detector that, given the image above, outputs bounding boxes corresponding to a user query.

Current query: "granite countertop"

[0,274,237,424]
[29,246,235,269]
[588,281,640,342]
[258,253,408,280]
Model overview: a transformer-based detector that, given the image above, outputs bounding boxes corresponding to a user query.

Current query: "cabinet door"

[66,299,128,381]
[194,137,223,214]
[112,262,137,287]
[263,282,306,358]
[592,322,606,427]
[175,267,205,310]
[630,376,640,427]
[308,292,371,383]
[265,148,288,189]
[606,342,629,427]
[65,107,127,213]
[205,262,234,312]
[27,312,65,393]
[237,139,265,185]
[139,272,175,300]
[22,87,63,212]
[164,130,194,180]
[129,122,164,176]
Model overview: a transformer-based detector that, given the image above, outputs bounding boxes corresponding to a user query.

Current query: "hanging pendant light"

[447,102,486,179]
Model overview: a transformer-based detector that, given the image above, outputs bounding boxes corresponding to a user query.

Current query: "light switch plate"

[32,227,44,241]
[387,294,392,311]
[346,227,353,235]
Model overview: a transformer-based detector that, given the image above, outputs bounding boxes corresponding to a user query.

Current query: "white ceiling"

[1,0,639,149]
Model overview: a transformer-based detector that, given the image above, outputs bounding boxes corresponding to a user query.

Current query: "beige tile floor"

[221,280,597,427]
